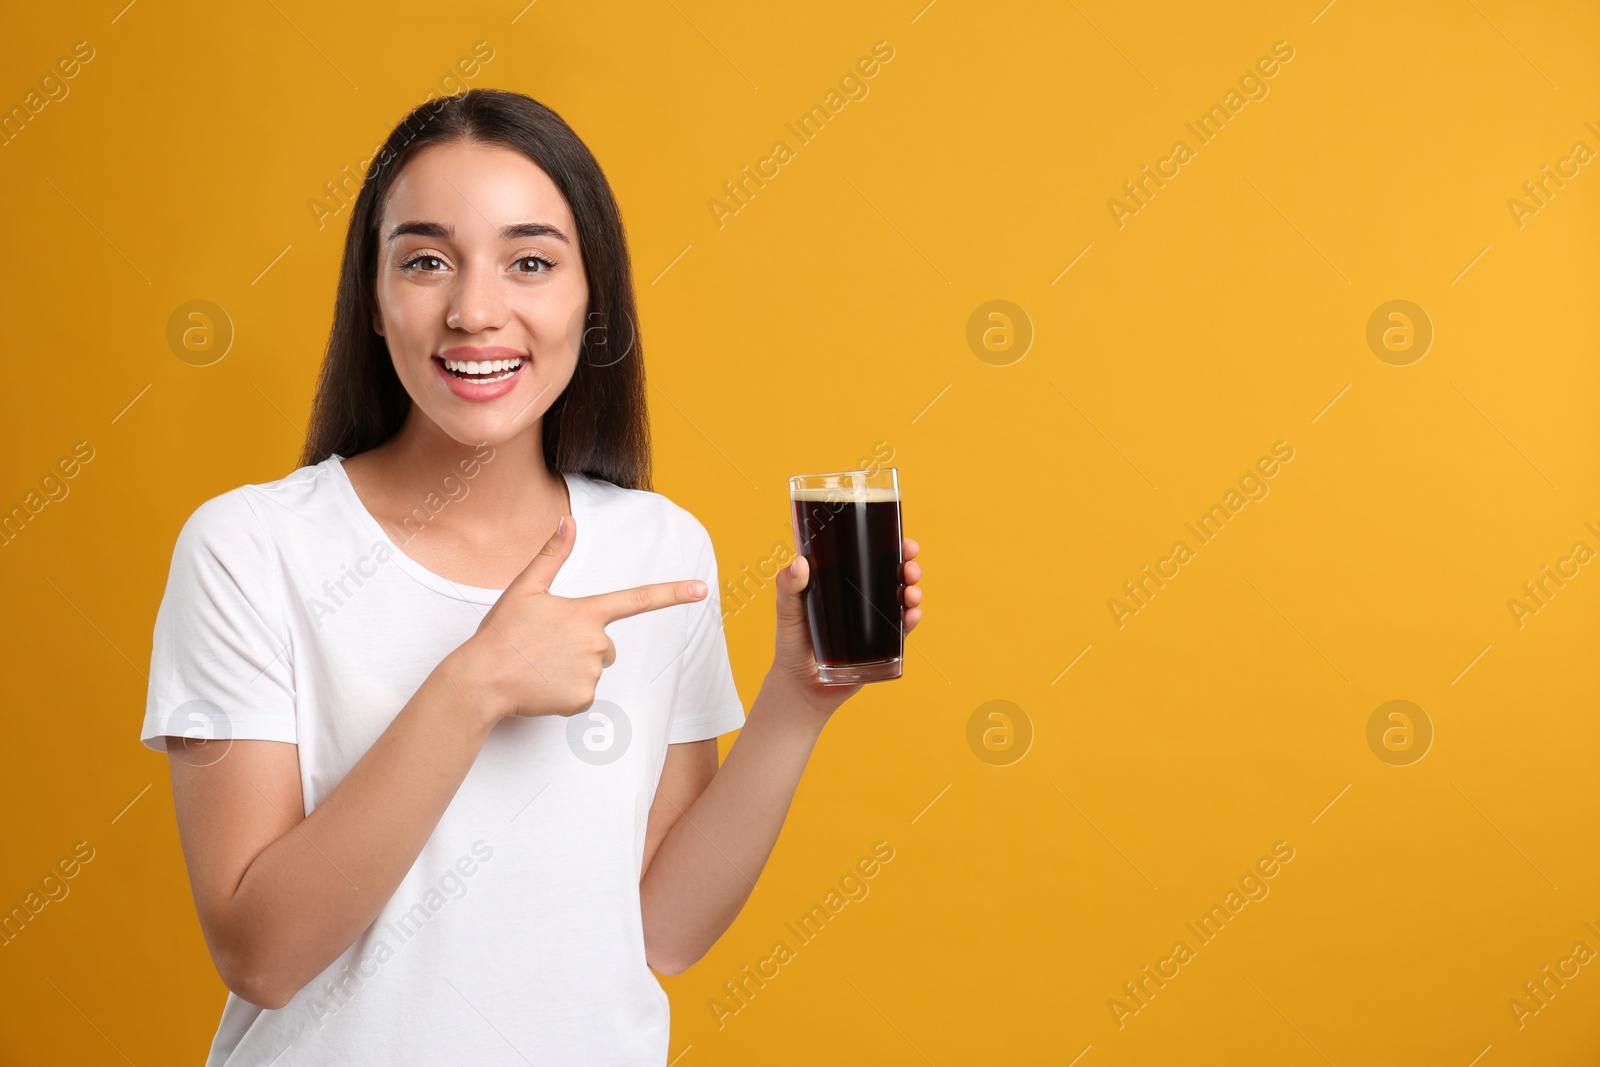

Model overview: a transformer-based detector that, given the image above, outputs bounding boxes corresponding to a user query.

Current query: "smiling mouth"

[434,355,526,382]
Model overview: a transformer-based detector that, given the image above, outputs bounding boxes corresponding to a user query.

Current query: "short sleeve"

[666,517,746,744]
[140,490,297,752]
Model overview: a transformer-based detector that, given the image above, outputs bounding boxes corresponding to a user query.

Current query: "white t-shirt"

[140,454,747,1066]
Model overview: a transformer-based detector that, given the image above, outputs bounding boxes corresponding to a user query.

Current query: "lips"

[432,353,528,402]
[439,356,524,381]
[438,346,526,370]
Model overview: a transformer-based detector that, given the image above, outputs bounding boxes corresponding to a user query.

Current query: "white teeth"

[442,357,524,373]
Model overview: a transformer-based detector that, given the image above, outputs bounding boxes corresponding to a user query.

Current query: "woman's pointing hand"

[457,516,707,723]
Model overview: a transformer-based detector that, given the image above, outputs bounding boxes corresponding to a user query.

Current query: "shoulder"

[573,474,713,558]
[172,458,342,566]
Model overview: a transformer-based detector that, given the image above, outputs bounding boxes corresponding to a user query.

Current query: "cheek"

[529,285,593,362]
[375,277,429,342]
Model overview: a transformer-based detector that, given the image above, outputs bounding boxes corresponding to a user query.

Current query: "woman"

[139,88,925,1065]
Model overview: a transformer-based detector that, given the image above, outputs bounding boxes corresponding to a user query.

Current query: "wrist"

[756,669,835,740]
[438,637,509,733]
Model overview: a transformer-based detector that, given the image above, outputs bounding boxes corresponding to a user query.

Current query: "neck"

[369,408,569,528]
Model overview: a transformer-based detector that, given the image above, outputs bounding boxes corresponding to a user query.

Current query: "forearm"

[640,672,826,974]
[225,649,497,1006]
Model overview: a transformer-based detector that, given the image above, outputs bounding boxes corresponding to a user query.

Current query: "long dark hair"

[298,88,651,491]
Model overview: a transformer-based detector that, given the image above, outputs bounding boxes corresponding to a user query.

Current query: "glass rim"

[788,466,898,484]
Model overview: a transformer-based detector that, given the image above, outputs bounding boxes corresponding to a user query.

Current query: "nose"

[445,261,510,333]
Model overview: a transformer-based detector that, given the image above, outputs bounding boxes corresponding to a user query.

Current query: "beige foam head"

[789,486,899,503]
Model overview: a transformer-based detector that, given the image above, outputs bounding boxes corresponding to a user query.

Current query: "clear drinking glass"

[788,467,904,685]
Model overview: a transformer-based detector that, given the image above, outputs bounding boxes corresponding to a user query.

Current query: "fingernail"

[556,515,565,536]
[788,559,798,577]
[688,580,706,597]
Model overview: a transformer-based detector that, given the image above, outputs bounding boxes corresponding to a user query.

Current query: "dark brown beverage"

[790,485,903,681]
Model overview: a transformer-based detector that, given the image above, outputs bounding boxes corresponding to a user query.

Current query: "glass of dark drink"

[788,467,904,685]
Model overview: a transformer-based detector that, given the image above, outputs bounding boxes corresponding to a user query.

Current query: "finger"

[901,560,922,586]
[775,554,809,625]
[901,584,923,608]
[601,635,616,668]
[904,605,922,632]
[777,553,809,593]
[580,579,707,623]
[902,537,919,561]
[504,514,576,597]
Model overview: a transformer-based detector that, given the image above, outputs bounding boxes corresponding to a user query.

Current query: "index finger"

[578,579,707,623]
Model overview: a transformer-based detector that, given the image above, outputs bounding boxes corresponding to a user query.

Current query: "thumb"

[507,514,575,596]
[774,552,810,628]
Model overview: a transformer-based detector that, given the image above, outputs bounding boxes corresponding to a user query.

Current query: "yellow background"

[2,0,1596,1063]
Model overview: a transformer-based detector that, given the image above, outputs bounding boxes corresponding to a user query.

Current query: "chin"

[401,360,575,448]
[433,416,536,451]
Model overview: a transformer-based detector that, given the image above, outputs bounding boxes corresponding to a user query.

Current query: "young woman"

[139,89,924,1065]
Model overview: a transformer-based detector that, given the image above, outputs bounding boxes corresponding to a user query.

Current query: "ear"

[370,306,384,337]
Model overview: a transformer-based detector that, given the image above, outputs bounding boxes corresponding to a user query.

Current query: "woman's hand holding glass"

[768,536,924,721]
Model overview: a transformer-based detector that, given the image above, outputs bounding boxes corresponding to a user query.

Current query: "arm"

[639,539,925,975]
[639,739,718,882]
[166,649,497,1009]
[640,674,825,976]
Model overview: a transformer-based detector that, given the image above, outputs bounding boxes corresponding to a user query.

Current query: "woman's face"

[372,139,588,449]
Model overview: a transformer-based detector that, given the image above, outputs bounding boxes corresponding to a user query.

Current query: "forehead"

[380,140,576,238]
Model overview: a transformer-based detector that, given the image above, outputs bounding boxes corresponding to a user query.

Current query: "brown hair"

[298,88,651,490]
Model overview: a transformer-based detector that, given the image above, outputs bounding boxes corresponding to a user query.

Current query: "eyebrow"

[385,220,570,244]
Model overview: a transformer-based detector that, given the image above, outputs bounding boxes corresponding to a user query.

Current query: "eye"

[399,254,446,273]
[514,254,556,274]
